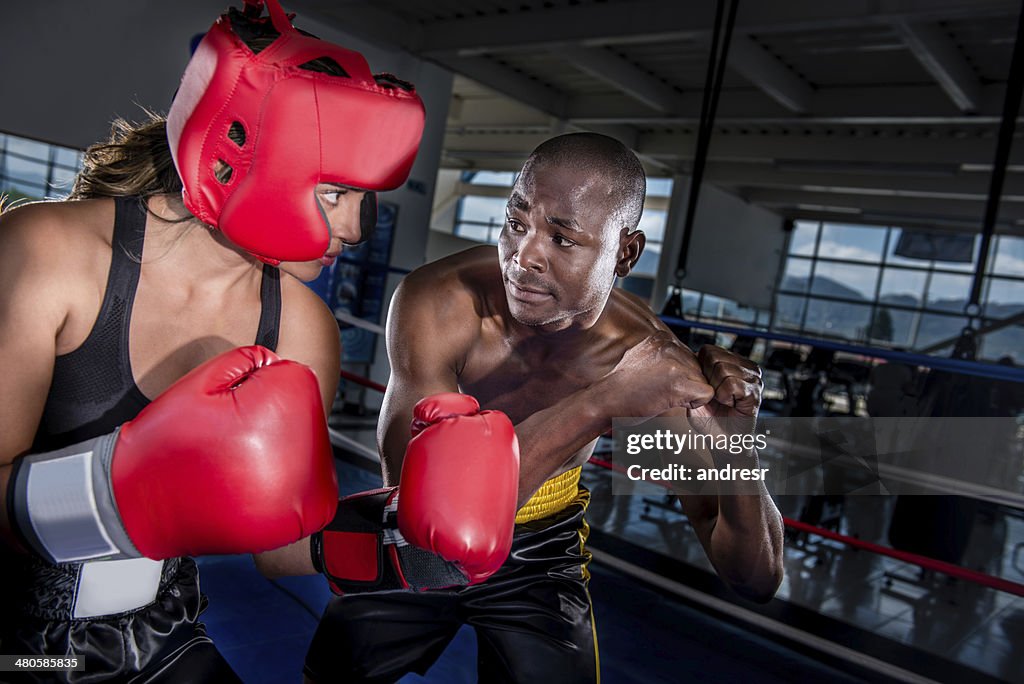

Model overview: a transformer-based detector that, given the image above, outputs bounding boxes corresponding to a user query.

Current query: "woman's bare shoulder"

[0,199,118,357]
[0,198,115,260]
[277,273,341,356]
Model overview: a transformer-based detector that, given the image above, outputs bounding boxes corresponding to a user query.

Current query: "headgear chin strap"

[166,0,425,264]
[359,193,378,244]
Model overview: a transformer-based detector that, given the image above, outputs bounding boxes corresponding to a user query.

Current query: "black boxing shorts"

[0,555,241,683]
[304,486,597,684]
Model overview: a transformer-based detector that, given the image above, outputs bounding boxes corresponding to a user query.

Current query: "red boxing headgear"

[166,0,425,263]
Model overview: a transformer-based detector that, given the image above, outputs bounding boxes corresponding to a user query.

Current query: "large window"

[0,132,82,202]
[672,288,772,329]
[452,171,513,245]
[775,220,1023,362]
[678,220,1022,363]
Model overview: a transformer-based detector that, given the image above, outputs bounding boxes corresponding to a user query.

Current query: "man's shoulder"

[389,247,500,361]
[606,288,665,339]
[400,245,501,313]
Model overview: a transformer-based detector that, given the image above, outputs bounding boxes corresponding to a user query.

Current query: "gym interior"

[2,1,1023,682]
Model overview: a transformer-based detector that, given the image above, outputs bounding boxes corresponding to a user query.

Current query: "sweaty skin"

[378,160,784,602]
[382,245,665,497]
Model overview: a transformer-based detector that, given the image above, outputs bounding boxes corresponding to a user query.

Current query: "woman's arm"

[0,204,79,550]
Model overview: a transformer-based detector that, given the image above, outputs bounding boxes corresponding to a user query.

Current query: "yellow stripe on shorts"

[514,466,582,524]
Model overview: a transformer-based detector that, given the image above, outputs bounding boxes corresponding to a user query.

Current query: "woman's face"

[282,183,368,282]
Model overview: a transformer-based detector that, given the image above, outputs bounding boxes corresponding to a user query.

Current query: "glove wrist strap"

[316,488,394,593]
[316,488,468,594]
[8,429,139,564]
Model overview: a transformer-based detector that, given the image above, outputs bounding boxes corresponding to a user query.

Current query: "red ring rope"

[781,517,1024,597]
[586,456,1024,597]
[339,369,387,393]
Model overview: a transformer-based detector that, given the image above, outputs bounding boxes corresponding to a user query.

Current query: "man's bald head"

[522,132,646,234]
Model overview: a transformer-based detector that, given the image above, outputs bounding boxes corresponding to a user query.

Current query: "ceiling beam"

[440,143,1024,194]
[421,1,714,55]
[444,127,1015,166]
[410,0,1017,56]
[437,156,1024,230]
[446,96,553,129]
[450,180,672,211]
[783,207,1021,234]
[742,187,1024,222]
[636,131,1015,166]
[292,2,421,51]
[560,45,687,113]
[441,151,534,173]
[728,35,813,113]
[703,162,1024,197]
[565,84,1010,124]
[443,131,553,155]
[440,149,682,176]
[894,21,982,112]
[429,53,570,120]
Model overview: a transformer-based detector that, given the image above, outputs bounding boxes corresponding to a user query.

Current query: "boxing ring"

[332,307,1024,588]
[327,307,1024,682]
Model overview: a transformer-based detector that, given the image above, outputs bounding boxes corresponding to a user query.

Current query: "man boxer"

[297,133,784,683]
[0,1,457,681]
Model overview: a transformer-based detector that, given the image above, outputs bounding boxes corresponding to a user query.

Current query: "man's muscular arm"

[677,346,784,603]
[383,273,716,506]
[387,270,782,597]
[562,320,782,601]
[377,269,476,481]
[512,332,718,504]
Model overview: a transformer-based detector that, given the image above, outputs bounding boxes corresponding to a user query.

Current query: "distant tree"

[869,308,894,342]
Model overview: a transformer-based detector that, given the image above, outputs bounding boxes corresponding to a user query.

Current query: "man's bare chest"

[459,347,617,426]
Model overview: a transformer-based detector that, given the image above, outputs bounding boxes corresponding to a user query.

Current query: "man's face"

[498,160,624,329]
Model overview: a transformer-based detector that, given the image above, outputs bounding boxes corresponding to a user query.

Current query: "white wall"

[654,177,786,313]
[429,168,463,235]
[425,231,486,263]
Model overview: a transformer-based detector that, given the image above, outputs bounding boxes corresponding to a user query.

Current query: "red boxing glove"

[10,346,338,564]
[310,393,519,594]
[398,393,520,583]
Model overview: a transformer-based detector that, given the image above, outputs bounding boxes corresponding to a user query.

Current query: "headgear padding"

[166,0,425,263]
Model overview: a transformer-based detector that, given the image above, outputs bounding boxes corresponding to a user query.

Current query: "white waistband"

[73,557,164,619]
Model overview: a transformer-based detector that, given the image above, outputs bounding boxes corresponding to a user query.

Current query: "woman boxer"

[0,1,424,681]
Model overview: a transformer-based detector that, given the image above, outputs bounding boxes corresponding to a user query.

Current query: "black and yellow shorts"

[304,468,598,684]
